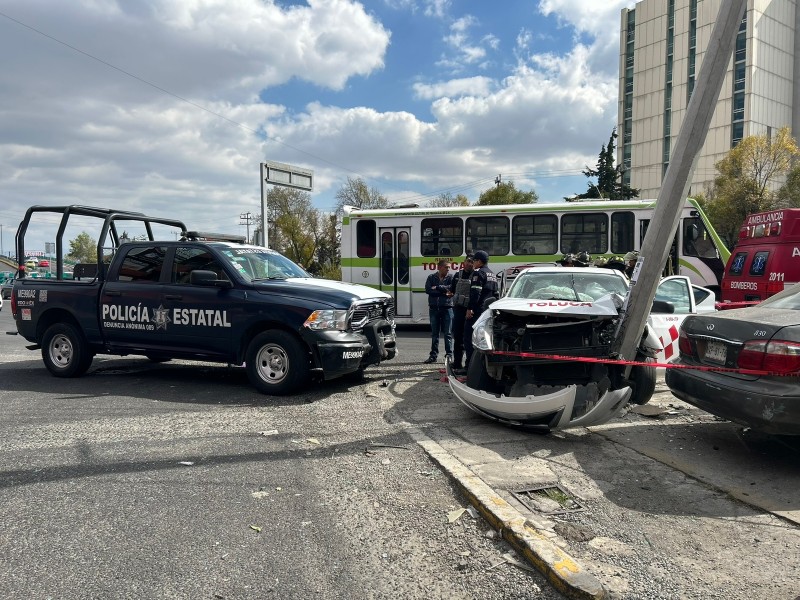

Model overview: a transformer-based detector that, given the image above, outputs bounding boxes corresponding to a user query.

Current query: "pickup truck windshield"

[220,248,309,282]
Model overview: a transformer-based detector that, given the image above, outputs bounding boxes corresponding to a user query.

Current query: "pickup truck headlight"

[304,309,348,331]
[472,312,494,351]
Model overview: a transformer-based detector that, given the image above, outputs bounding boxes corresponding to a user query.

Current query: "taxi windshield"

[219,248,308,282]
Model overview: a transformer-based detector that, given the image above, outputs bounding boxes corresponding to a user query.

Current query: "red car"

[39,260,49,268]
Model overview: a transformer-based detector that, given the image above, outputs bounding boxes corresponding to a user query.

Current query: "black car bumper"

[309,319,397,380]
[665,366,800,435]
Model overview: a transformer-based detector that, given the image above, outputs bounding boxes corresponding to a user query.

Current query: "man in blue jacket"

[424,259,454,364]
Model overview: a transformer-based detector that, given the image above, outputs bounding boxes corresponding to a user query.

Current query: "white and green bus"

[341,199,729,324]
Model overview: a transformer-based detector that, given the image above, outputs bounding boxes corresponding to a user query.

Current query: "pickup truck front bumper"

[311,319,397,380]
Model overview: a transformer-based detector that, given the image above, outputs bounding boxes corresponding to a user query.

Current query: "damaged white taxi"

[447,266,715,432]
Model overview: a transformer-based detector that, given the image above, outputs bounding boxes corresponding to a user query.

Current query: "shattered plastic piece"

[460,551,471,557]
[447,508,467,523]
[178,461,194,466]
[276,487,282,491]
[466,506,479,519]
[249,525,262,532]
[260,429,279,436]
[381,458,391,465]
[501,552,536,574]
[630,405,667,418]
[251,490,270,499]
[306,438,320,445]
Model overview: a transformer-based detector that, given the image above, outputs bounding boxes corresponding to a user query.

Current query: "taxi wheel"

[630,357,656,405]
[466,353,502,393]
[41,322,93,377]
[246,330,309,395]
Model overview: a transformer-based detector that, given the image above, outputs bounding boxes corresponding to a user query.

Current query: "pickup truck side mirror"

[189,269,232,288]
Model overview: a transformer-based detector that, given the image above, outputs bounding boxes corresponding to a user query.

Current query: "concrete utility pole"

[239,212,254,243]
[612,0,747,363]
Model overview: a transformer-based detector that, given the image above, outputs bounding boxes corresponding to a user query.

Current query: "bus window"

[683,217,717,258]
[421,218,463,256]
[466,216,510,256]
[398,231,409,284]
[729,251,747,275]
[611,212,634,254]
[381,233,393,284]
[512,215,557,255]
[749,251,769,276]
[357,220,376,258]
[561,213,608,254]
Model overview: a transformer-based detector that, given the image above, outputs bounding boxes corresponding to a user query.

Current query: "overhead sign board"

[263,161,313,191]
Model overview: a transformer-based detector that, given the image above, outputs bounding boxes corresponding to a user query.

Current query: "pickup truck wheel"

[42,323,93,377]
[630,357,656,405]
[246,331,309,395]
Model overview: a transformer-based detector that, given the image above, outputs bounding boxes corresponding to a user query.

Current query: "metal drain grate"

[512,484,585,515]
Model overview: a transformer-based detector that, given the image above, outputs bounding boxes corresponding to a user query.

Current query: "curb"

[405,425,607,600]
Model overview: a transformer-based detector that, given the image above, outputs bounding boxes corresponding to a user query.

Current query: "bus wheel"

[246,330,309,395]
[42,323,93,377]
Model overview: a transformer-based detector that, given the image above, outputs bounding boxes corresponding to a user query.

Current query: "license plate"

[704,340,727,364]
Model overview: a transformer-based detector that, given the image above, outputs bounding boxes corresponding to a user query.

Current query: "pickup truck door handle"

[106,291,122,297]
[165,294,183,300]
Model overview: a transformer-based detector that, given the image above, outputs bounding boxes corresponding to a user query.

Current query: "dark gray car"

[1,276,13,300]
[666,283,800,435]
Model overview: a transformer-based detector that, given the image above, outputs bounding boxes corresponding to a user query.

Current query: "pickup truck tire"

[42,323,93,377]
[630,357,656,405]
[246,330,309,395]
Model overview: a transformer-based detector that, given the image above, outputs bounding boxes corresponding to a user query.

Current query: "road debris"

[447,508,467,523]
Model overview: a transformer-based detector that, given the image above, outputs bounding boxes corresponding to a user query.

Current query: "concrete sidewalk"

[382,368,800,600]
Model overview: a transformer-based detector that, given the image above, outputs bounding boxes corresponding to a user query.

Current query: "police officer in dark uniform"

[463,250,498,368]
[448,254,474,372]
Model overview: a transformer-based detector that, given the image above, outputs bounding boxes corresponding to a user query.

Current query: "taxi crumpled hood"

[487,292,623,318]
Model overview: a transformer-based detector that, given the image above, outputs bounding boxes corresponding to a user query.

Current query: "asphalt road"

[0,310,561,600]
[2,309,800,599]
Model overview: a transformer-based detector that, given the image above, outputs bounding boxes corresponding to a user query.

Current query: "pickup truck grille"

[349,299,394,332]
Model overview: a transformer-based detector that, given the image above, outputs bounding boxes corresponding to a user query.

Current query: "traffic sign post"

[260,161,314,248]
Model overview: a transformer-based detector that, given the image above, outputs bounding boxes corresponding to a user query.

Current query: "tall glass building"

[617,0,799,197]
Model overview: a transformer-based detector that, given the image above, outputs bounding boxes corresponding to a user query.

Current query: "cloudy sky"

[0,0,636,255]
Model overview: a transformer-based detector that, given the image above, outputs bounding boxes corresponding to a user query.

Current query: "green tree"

[429,192,470,207]
[571,129,638,200]
[67,232,97,263]
[476,181,538,205]
[775,164,800,208]
[314,212,341,279]
[705,127,800,246]
[265,187,320,270]
[334,176,389,214]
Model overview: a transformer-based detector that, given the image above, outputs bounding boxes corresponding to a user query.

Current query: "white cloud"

[412,77,494,100]
[0,0,630,252]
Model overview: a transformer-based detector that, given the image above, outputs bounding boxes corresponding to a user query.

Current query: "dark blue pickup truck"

[10,206,396,395]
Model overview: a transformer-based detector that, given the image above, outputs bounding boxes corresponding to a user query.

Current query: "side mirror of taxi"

[651,299,675,314]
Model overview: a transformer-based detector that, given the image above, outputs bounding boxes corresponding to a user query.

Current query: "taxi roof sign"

[263,161,313,191]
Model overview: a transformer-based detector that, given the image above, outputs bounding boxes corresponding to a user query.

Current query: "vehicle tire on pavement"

[630,356,656,405]
[466,353,502,394]
[144,354,171,363]
[41,322,94,377]
[245,330,309,395]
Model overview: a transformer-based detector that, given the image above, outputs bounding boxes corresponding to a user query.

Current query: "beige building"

[618,0,800,198]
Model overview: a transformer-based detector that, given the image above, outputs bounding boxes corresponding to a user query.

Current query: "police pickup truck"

[10,206,396,395]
